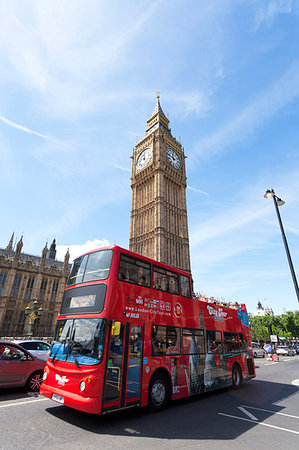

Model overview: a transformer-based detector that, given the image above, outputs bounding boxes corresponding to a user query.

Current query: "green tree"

[249,315,269,342]
[249,311,299,342]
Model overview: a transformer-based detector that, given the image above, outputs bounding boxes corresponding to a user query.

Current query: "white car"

[276,346,295,356]
[12,340,51,361]
[251,342,266,358]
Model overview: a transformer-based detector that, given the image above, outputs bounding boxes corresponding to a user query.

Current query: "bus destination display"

[69,294,96,308]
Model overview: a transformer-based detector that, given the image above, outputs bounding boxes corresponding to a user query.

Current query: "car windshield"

[51,318,106,366]
[67,249,113,286]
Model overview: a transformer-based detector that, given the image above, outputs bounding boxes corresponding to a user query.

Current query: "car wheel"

[26,371,43,392]
[148,372,170,412]
[232,365,242,390]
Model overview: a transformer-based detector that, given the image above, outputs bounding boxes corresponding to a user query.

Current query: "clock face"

[136,148,152,170]
[166,148,181,169]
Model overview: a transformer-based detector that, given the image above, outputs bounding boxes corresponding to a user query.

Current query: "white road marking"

[265,362,279,366]
[0,398,49,408]
[240,404,299,419]
[124,428,141,435]
[238,406,258,421]
[218,413,299,435]
[292,379,299,386]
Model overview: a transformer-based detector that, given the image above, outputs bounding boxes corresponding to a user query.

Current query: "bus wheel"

[232,365,242,390]
[148,373,169,412]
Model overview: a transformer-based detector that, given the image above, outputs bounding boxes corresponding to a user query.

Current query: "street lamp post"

[24,300,43,337]
[264,189,299,303]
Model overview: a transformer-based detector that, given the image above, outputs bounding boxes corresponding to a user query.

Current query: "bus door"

[102,320,144,410]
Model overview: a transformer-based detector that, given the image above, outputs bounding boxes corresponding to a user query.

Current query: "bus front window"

[67,249,113,286]
[51,318,106,366]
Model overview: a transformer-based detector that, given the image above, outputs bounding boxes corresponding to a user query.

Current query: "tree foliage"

[248,311,299,342]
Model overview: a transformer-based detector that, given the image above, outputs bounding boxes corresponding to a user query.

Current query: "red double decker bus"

[41,245,255,414]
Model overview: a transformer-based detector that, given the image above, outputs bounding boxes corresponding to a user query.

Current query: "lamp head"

[264,189,275,199]
[32,300,39,310]
[276,197,285,206]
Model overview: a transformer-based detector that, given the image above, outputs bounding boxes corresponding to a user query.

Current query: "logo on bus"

[207,305,227,320]
[174,302,183,318]
[55,374,69,386]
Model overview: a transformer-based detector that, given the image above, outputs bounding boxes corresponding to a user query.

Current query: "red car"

[0,340,46,391]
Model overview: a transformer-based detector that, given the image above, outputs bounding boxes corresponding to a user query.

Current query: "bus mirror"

[111,321,121,336]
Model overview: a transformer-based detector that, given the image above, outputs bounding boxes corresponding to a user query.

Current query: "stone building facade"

[0,234,70,338]
[129,93,191,273]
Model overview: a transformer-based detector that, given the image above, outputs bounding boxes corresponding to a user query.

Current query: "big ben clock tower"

[129,92,191,273]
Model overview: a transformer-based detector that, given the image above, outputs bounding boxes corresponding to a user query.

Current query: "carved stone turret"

[6,233,14,251]
[48,239,56,260]
[63,248,70,275]
[40,243,48,268]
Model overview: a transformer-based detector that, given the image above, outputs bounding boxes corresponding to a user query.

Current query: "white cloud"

[112,164,131,173]
[0,114,55,141]
[167,90,211,118]
[56,238,110,263]
[254,0,293,29]
[187,186,209,196]
[190,169,299,270]
[0,1,161,118]
[194,60,299,159]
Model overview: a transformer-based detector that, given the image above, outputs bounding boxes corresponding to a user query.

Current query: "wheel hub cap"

[152,381,165,406]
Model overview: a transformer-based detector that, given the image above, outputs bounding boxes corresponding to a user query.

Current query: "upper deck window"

[180,274,191,298]
[153,265,179,295]
[117,254,151,287]
[67,249,113,286]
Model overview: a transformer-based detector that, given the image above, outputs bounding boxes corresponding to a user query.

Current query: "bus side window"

[223,332,239,352]
[238,333,245,350]
[152,325,166,355]
[206,330,223,354]
[182,328,205,354]
[151,325,180,356]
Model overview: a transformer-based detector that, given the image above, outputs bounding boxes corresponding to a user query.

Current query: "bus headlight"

[79,381,86,392]
[43,369,48,381]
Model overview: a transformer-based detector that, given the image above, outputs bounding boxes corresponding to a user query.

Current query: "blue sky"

[1,0,299,315]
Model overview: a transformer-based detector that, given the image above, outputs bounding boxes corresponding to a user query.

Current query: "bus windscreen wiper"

[52,326,71,363]
[66,328,81,369]
[72,354,81,369]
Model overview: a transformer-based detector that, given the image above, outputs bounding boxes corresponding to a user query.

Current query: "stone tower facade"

[0,235,70,338]
[129,93,191,272]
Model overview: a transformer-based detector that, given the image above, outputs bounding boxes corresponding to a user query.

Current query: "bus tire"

[231,364,242,390]
[148,372,170,412]
[26,371,43,392]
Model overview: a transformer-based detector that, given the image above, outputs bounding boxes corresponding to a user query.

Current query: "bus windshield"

[51,318,106,366]
[67,249,113,286]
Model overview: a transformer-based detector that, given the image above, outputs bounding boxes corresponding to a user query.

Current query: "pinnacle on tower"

[15,235,23,254]
[151,89,165,116]
[146,91,170,133]
[6,232,14,251]
[48,239,57,260]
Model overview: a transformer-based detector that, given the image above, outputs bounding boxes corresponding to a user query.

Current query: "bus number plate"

[52,394,64,404]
